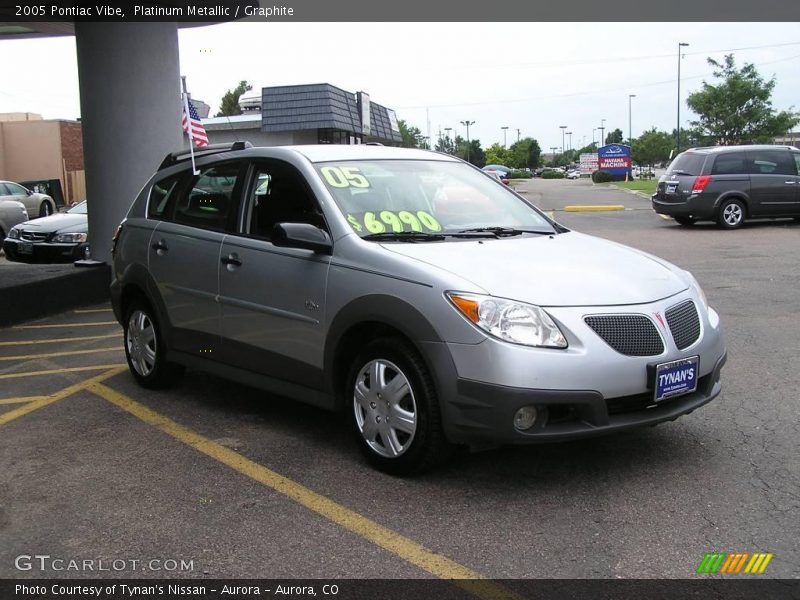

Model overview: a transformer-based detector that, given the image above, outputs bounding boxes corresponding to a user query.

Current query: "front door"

[219,159,331,389]
[747,149,799,216]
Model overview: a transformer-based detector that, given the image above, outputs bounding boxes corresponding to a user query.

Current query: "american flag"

[182,96,208,147]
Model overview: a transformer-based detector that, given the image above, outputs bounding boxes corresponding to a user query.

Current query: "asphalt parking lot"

[1,178,798,583]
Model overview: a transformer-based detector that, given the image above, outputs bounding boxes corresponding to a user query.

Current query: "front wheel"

[717,198,746,229]
[38,201,53,217]
[347,338,454,475]
[123,299,183,388]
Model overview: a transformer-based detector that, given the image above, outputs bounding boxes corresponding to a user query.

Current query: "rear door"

[746,149,798,216]
[218,159,331,390]
[148,162,247,357]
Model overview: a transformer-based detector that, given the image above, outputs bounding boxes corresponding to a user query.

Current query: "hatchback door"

[747,149,799,216]
[656,152,706,203]
[148,162,247,356]
[219,159,331,391]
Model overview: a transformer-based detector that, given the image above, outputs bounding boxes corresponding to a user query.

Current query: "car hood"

[18,212,87,233]
[382,231,688,306]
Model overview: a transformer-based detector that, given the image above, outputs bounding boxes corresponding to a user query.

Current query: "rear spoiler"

[159,141,252,170]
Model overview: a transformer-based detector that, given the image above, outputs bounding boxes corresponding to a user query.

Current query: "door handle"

[151,240,168,253]
[785,181,797,185]
[221,254,242,267]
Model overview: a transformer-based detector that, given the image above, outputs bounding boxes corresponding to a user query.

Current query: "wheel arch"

[714,191,751,217]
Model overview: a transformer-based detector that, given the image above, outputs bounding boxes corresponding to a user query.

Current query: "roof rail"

[365,142,384,146]
[159,141,253,170]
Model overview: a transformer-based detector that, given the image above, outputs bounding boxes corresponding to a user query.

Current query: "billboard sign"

[597,144,632,175]
[579,153,598,175]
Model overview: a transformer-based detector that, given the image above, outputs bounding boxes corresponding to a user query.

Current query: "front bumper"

[2,239,87,263]
[445,351,725,444]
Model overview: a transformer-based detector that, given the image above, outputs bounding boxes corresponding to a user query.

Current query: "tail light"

[111,223,124,256]
[692,175,712,194]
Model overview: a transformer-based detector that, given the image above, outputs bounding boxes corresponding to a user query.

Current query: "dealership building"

[203,83,403,146]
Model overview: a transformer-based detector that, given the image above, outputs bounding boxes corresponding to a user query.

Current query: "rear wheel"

[347,337,454,475]
[123,299,183,388]
[38,201,53,217]
[674,216,696,226]
[717,198,746,229]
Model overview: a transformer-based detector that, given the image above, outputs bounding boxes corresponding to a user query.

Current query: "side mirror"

[271,223,332,254]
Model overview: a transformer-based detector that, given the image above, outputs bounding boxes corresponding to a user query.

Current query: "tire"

[674,217,696,226]
[38,201,53,218]
[123,298,183,389]
[347,337,454,475]
[717,198,746,229]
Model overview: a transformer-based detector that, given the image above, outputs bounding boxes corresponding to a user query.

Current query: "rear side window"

[173,163,244,232]
[749,150,796,176]
[711,152,748,175]
[148,172,185,219]
[667,152,706,176]
[794,154,800,174]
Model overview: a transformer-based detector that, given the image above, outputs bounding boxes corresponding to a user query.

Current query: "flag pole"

[181,76,199,175]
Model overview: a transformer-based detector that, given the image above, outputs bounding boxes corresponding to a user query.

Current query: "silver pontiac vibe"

[111,143,727,474]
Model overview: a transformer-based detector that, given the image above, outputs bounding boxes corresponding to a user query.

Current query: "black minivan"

[652,145,800,229]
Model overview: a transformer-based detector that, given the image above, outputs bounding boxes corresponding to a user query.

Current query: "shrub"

[541,170,565,179]
[591,170,614,183]
[508,170,533,179]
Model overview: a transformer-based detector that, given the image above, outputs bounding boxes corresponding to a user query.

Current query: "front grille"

[584,314,664,356]
[20,231,48,241]
[666,300,701,350]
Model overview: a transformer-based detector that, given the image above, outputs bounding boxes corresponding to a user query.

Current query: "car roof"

[275,145,460,163]
[685,145,799,154]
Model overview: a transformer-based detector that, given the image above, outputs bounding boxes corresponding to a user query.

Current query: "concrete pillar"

[75,22,183,264]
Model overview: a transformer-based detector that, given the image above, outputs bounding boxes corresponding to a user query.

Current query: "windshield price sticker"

[321,166,370,188]
[347,211,442,233]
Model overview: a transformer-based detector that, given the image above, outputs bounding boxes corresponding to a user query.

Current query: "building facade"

[204,83,402,147]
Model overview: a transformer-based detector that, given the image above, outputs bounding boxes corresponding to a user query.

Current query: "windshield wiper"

[362,231,446,242]
[456,227,553,237]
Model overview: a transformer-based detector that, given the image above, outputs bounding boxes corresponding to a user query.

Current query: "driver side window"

[244,162,326,240]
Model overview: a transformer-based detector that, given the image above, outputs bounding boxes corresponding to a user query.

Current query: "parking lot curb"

[0,265,111,327]
[564,205,626,212]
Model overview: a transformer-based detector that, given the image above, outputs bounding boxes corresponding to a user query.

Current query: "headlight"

[684,271,708,309]
[53,232,88,243]
[7,228,20,239]
[446,292,567,348]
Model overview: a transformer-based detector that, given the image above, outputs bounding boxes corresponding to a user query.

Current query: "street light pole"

[460,120,475,163]
[592,128,597,147]
[559,125,567,155]
[516,128,521,143]
[599,119,606,147]
[628,94,637,147]
[550,146,558,165]
[677,42,690,152]
[566,131,573,152]
[501,126,509,148]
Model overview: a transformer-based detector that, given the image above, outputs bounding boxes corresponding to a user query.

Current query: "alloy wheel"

[127,310,157,377]
[723,203,743,227]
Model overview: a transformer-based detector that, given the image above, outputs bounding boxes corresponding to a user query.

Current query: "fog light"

[513,405,538,431]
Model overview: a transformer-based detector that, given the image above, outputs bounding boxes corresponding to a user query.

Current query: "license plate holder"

[19,242,33,255]
[654,356,699,402]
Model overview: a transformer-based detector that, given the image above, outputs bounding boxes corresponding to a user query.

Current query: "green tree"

[686,54,799,145]
[632,128,673,167]
[455,136,485,167]
[484,143,512,167]
[216,80,253,117]
[397,119,423,148]
[435,135,455,154]
[605,128,624,144]
[508,137,542,169]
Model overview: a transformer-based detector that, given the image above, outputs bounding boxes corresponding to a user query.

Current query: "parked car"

[111,142,726,474]
[652,145,800,228]
[0,199,29,244]
[483,164,511,175]
[565,170,580,180]
[483,168,510,185]
[3,200,88,263]
[0,181,56,218]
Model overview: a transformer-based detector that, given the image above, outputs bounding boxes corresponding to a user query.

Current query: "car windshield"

[68,201,87,214]
[667,152,706,176]
[315,160,553,238]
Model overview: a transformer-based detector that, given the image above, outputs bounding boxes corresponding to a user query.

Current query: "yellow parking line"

[0,396,47,405]
[74,308,114,314]
[564,204,625,212]
[88,382,522,600]
[0,347,122,362]
[0,366,126,427]
[0,333,119,347]
[0,364,127,380]
[13,321,118,330]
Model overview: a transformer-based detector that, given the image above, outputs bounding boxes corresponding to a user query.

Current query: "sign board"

[386,108,400,133]
[357,91,371,136]
[597,144,632,176]
[579,153,598,175]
